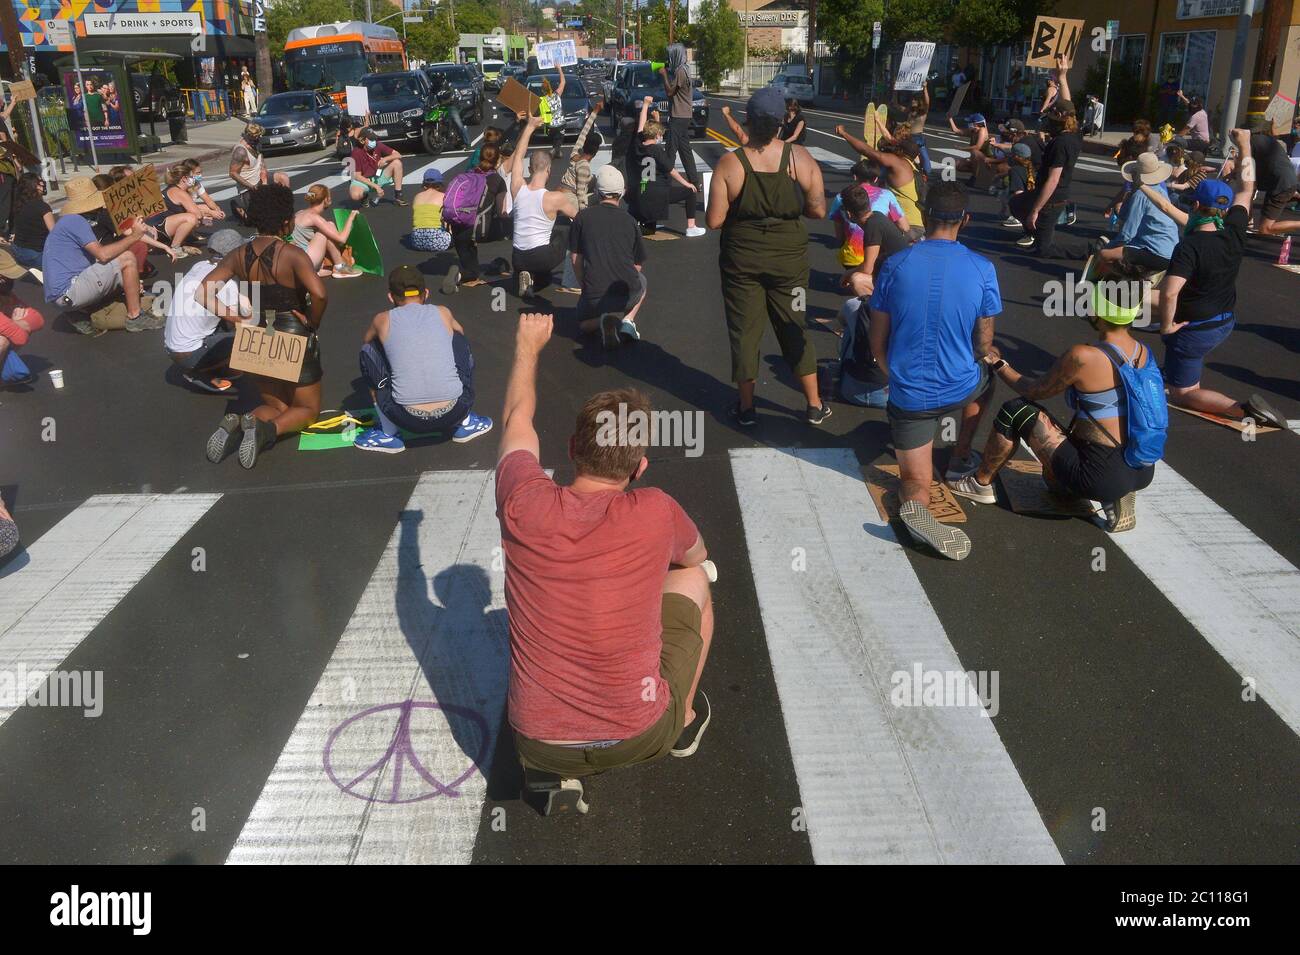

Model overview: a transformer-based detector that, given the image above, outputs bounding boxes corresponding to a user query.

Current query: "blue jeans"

[2,347,30,381]
[9,245,41,269]
[359,337,474,437]
[1162,314,1235,388]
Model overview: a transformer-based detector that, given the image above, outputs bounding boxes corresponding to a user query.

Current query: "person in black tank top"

[146,164,201,255]
[199,184,328,469]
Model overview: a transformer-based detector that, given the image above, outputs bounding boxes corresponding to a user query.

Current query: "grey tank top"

[291,215,316,251]
[385,303,463,406]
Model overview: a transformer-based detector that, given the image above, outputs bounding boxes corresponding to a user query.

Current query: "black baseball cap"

[388,265,425,299]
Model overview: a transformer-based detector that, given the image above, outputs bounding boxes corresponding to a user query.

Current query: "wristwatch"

[990,358,1008,371]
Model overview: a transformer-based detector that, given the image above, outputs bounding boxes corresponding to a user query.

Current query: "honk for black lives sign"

[229,323,307,382]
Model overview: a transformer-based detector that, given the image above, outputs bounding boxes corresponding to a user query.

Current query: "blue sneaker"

[452,413,494,443]
[354,427,405,454]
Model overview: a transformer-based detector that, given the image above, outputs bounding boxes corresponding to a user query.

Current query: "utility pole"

[668,0,675,45]
[620,0,626,59]
[805,0,817,76]
[255,2,272,100]
[740,0,749,94]
[1246,0,1287,124]
[1220,0,1257,150]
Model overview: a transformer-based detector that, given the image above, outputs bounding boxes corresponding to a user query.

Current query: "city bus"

[285,21,407,106]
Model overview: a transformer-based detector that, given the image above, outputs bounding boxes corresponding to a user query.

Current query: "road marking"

[406,154,471,185]
[804,145,855,173]
[729,448,1062,864]
[228,470,508,865]
[706,127,738,149]
[1104,465,1300,736]
[0,494,220,728]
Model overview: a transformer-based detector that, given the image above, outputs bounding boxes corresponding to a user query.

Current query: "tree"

[640,0,670,62]
[455,0,506,35]
[406,3,460,64]
[693,0,744,90]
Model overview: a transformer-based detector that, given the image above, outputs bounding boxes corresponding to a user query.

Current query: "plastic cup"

[50,369,64,389]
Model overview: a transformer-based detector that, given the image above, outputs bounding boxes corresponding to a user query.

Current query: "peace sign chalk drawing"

[324,699,490,804]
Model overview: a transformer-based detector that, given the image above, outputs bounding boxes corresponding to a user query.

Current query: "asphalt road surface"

[1,96,1298,865]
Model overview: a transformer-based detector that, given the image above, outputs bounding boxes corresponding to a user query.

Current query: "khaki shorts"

[514,593,703,778]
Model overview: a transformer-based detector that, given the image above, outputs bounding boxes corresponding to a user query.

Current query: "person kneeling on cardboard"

[354,265,494,453]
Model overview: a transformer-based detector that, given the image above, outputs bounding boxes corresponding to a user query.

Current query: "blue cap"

[748,85,785,120]
[423,167,444,185]
[1192,178,1233,210]
[967,113,987,125]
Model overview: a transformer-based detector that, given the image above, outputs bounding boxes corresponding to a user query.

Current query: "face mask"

[367,140,377,149]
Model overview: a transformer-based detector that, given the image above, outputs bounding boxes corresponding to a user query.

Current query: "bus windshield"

[285,46,369,94]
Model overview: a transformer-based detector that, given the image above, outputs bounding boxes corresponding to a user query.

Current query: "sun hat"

[1121,151,1173,185]
[62,176,105,215]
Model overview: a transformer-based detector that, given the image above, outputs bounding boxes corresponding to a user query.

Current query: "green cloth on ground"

[334,208,384,276]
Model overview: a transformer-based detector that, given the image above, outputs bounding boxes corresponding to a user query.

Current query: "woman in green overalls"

[706,87,831,427]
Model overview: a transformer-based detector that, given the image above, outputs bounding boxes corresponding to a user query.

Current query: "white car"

[771,74,815,106]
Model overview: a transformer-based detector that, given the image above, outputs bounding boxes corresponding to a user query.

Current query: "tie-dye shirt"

[829,186,906,267]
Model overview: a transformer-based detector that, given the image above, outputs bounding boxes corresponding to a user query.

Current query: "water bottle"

[1280,235,1292,266]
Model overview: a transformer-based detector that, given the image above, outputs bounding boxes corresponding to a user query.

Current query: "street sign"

[43,19,72,47]
[1107,20,1120,41]
[872,21,881,51]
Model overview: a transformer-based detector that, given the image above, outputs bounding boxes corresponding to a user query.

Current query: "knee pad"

[994,397,1042,442]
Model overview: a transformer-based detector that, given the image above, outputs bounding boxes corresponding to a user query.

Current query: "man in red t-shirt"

[496,312,715,777]
[348,128,408,207]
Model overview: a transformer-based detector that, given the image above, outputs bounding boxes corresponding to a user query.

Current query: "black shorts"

[1119,246,1171,276]
[577,271,647,320]
[1261,187,1298,222]
[1050,436,1155,502]
[887,366,992,452]
[270,311,322,386]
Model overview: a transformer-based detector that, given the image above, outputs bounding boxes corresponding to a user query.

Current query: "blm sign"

[1027,16,1085,69]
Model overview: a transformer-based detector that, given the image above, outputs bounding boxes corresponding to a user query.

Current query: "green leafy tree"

[406,3,460,63]
[693,0,744,89]
[639,0,670,62]
[454,0,506,35]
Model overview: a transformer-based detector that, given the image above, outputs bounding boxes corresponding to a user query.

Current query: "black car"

[524,71,598,139]
[129,71,181,121]
[358,70,435,147]
[253,90,342,152]
[609,62,709,136]
[424,63,482,124]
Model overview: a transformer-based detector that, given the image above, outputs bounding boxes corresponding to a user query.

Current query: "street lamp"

[740,0,749,94]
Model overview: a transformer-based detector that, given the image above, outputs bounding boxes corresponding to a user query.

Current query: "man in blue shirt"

[868,182,1001,560]
[42,177,154,330]
[1098,152,1180,280]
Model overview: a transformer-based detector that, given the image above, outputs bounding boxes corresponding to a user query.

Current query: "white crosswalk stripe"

[1105,464,1300,736]
[730,448,1062,864]
[227,471,508,864]
[0,494,220,728]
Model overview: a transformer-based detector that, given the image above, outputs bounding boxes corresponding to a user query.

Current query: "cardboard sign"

[894,42,935,92]
[1027,16,1085,69]
[345,84,369,118]
[102,165,166,230]
[0,137,39,171]
[1263,92,1296,135]
[7,80,35,103]
[997,459,1096,518]
[864,464,967,525]
[229,323,308,383]
[947,81,971,119]
[497,77,539,117]
[536,39,578,69]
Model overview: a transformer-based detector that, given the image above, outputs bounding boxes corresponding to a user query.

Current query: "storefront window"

[1158,30,1215,102]
[1117,35,1146,76]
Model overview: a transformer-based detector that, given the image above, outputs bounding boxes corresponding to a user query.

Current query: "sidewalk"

[45,117,247,208]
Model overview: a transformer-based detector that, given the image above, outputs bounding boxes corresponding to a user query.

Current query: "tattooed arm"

[993,344,1087,399]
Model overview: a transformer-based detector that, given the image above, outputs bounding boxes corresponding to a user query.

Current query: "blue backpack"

[1096,342,1167,468]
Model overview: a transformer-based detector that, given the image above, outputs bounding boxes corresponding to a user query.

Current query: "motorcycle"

[421,89,465,156]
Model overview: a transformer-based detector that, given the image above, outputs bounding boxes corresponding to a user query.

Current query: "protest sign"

[536,39,578,69]
[345,85,369,118]
[229,323,308,383]
[497,77,539,117]
[1264,92,1297,135]
[1027,16,1085,69]
[895,42,935,92]
[7,80,35,103]
[102,165,166,231]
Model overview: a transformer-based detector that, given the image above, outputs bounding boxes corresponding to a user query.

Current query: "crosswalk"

[2,437,1296,863]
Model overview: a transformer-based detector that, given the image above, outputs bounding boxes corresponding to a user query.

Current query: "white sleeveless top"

[512,182,553,252]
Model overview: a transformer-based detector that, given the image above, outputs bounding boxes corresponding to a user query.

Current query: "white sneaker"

[1001,216,1022,228]
[684,226,706,238]
[948,474,997,505]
